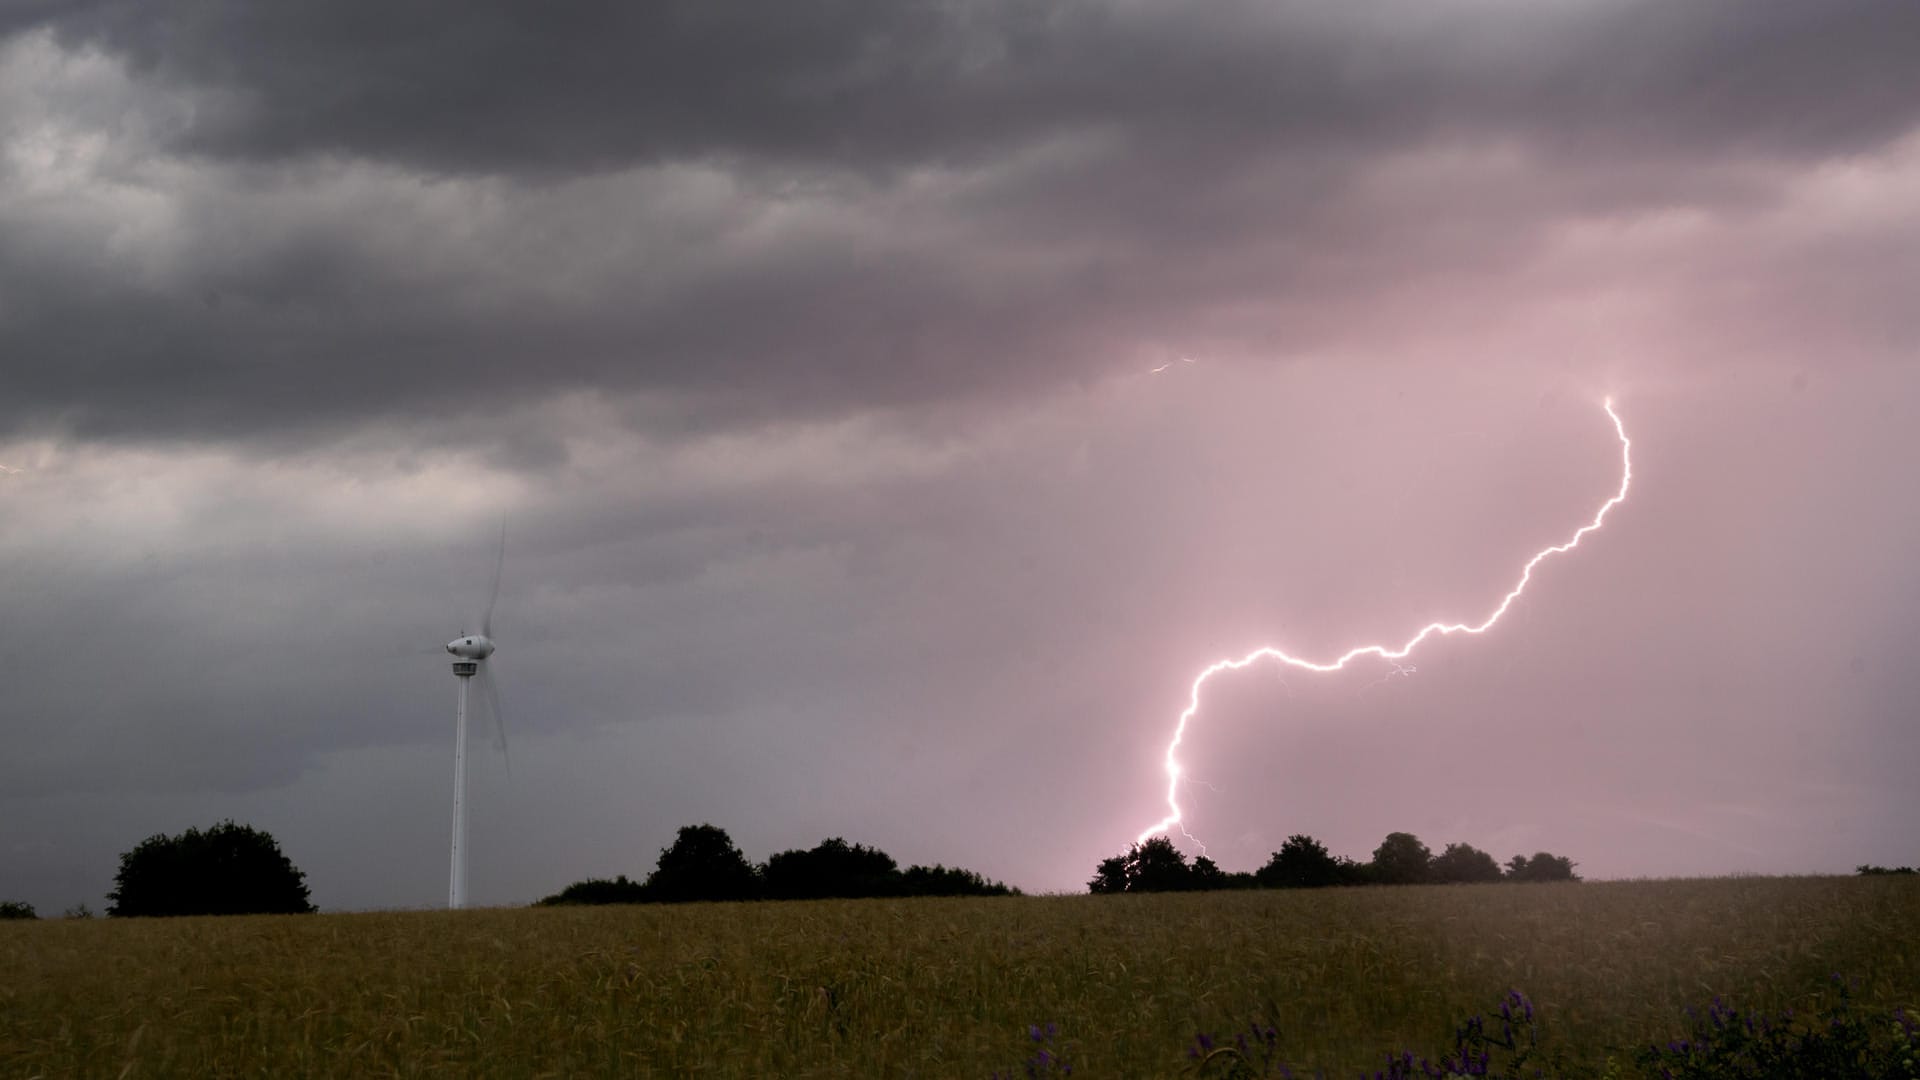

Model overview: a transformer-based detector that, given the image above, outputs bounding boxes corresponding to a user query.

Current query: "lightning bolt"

[1137,397,1633,846]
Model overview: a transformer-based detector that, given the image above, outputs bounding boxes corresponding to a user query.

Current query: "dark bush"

[642,824,762,903]
[541,826,1016,906]
[764,837,900,900]
[107,821,314,917]
[1370,832,1434,885]
[537,874,649,906]
[898,864,1016,897]
[1505,851,1580,882]
[1089,837,1196,894]
[1255,834,1363,889]
[1432,842,1505,884]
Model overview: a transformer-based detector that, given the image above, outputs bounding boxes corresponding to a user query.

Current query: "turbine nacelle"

[446,634,496,660]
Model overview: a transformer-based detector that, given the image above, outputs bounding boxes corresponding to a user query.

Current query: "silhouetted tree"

[1190,856,1228,890]
[763,837,900,900]
[899,864,1017,897]
[1256,834,1358,889]
[537,874,650,906]
[1370,832,1433,886]
[0,900,36,920]
[1088,831,1585,892]
[1132,837,1195,891]
[107,821,314,917]
[643,824,761,902]
[1856,865,1917,876]
[1431,842,1504,884]
[1089,853,1131,894]
[537,830,1016,905]
[1504,851,1580,882]
[1087,837,1194,893]
[1191,860,1259,890]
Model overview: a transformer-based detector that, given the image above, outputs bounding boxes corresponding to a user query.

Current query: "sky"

[2,1,1917,912]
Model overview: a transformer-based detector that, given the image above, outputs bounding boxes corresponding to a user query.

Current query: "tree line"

[539,824,1017,905]
[5,818,1907,918]
[1089,832,1579,893]
[0,820,1008,918]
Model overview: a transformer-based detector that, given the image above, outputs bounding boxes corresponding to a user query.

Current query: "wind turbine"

[443,530,510,910]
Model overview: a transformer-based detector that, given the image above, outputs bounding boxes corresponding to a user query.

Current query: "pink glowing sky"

[1,2,1917,909]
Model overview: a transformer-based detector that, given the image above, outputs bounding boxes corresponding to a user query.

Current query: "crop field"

[3,876,1915,1078]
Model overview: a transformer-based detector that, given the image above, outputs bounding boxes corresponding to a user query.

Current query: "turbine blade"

[481,520,506,639]
[480,663,510,775]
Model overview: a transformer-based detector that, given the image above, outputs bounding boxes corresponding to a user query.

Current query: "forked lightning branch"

[1138,398,1635,848]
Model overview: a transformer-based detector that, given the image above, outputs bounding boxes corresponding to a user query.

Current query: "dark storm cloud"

[32,0,1920,175]
[4,2,1920,914]
[4,1,1918,448]
[0,177,1126,444]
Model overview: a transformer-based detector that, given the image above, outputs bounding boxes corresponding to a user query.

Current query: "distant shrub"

[1857,864,1917,876]
[1190,856,1260,891]
[108,820,314,917]
[1089,837,1201,893]
[539,827,1017,905]
[1432,842,1504,884]
[1255,834,1365,889]
[1505,852,1580,883]
[643,824,762,903]
[537,875,649,906]
[764,837,900,900]
[899,863,1017,897]
[1370,832,1435,886]
[1098,833,1581,894]
[0,900,37,920]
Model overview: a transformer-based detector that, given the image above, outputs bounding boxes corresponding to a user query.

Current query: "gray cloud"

[2,2,1917,447]
[30,1,1920,175]
[1,4,1918,913]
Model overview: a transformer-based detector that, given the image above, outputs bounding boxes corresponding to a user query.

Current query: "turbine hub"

[446,634,496,660]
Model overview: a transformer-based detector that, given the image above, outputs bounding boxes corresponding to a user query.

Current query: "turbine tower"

[443,530,509,910]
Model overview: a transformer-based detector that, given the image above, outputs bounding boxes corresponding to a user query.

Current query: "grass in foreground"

[2,876,1915,1077]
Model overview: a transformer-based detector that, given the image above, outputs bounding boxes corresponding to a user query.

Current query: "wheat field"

[3,876,1915,1078]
